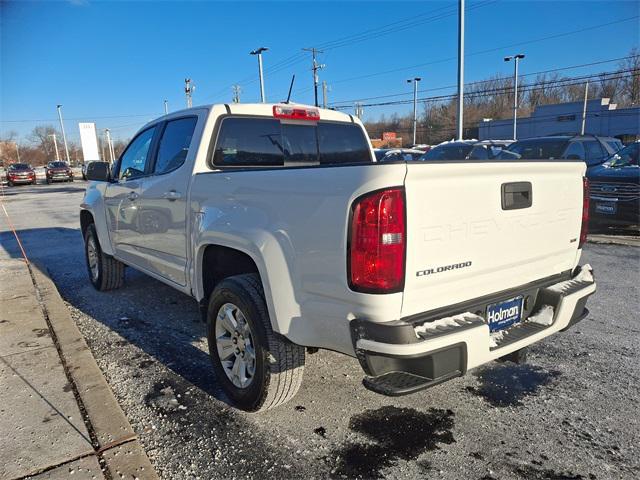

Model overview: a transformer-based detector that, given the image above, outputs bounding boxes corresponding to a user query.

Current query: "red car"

[6,163,36,186]
[45,161,74,183]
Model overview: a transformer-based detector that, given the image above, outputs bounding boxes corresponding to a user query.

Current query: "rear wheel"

[84,224,125,291]
[207,274,305,412]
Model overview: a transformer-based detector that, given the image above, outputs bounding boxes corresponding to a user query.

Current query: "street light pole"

[48,134,60,161]
[581,81,589,135]
[456,0,465,140]
[56,105,71,163]
[504,53,525,140]
[407,77,421,146]
[105,129,115,164]
[250,47,268,103]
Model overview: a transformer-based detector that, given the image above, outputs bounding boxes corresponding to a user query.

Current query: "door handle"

[127,191,139,201]
[163,190,182,201]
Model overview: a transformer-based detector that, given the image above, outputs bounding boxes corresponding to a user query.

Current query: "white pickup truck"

[81,103,596,412]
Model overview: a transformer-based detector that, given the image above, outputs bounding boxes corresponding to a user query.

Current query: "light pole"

[250,47,268,103]
[56,105,71,163]
[48,134,60,161]
[504,53,525,140]
[105,129,115,164]
[407,77,421,146]
[456,0,465,140]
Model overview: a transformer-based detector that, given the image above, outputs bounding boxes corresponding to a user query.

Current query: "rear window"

[506,139,569,159]
[213,117,371,167]
[423,144,474,160]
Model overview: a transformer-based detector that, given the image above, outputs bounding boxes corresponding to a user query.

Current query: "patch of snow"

[526,305,555,326]
[547,264,594,293]
[489,330,508,348]
[414,312,482,338]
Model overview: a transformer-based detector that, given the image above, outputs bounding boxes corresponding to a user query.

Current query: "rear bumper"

[352,266,596,394]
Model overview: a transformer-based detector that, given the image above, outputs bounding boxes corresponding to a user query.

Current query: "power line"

[314,15,640,91]
[333,70,638,110]
[205,0,497,102]
[330,55,638,106]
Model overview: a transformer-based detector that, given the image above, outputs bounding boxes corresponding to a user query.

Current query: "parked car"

[587,141,639,228]
[500,135,623,171]
[81,103,595,412]
[45,161,74,183]
[6,163,36,186]
[374,148,425,162]
[420,139,513,160]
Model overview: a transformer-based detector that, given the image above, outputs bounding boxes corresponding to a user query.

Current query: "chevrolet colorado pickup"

[80,103,596,412]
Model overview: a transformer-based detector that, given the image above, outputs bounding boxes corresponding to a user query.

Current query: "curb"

[587,234,640,247]
[29,260,158,480]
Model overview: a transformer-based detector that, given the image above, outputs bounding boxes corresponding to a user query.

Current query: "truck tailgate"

[401,161,585,318]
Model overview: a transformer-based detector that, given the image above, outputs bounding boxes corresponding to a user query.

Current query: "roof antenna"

[284,74,295,104]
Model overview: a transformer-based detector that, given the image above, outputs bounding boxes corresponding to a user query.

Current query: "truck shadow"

[465,363,561,407]
[1,226,230,406]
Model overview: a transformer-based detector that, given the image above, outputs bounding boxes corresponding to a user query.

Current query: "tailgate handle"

[501,182,532,210]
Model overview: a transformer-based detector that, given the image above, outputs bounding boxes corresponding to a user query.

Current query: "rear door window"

[564,141,586,160]
[154,117,198,174]
[213,117,371,167]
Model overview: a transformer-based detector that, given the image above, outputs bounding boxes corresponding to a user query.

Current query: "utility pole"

[303,47,325,107]
[56,104,71,163]
[456,0,465,140]
[504,53,525,140]
[581,81,589,135]
[354,102,364,119]
[250,47,268,103]
[407,77,421,146]
[184,78,195,108]
[232,84,242,103]
[15,142,21,162]
[164,99,169,114]
[48,134,60,161]
[105,129,115,164]
[322,81,328,109]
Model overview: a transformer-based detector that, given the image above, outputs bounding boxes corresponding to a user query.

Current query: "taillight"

[273,105,320,121]
[579,177,589,248]
[349,188,406,293]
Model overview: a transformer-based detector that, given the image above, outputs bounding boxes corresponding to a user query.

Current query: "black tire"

[207,273,305,412]
[84,224,125,291]
[46,178,51,184]
[7,181,13,187]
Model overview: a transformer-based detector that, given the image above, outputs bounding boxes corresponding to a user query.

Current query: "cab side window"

[154,117,198,174]
[118,127,156,180]
[583,141,605,166]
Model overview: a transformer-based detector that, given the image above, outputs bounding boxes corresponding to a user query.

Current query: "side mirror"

[86,162,112,182]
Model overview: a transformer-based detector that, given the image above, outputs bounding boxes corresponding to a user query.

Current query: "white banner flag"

[78,122,101,162]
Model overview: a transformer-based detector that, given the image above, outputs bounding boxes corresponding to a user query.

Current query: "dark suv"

[587,142,639,228]
[501,135,623,172]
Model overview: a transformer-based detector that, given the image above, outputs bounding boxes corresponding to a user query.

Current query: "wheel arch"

[194,239,299,337]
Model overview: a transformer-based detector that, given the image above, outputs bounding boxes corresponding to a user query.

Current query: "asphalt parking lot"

[1,182,639,480]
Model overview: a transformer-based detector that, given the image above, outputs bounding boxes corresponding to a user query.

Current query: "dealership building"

[478,98,640,143]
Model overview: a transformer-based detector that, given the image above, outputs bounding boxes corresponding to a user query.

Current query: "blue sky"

[1,0,638,143]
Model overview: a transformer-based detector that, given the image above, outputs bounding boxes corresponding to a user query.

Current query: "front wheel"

[84,224,125,291]
[207,274,305,412]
